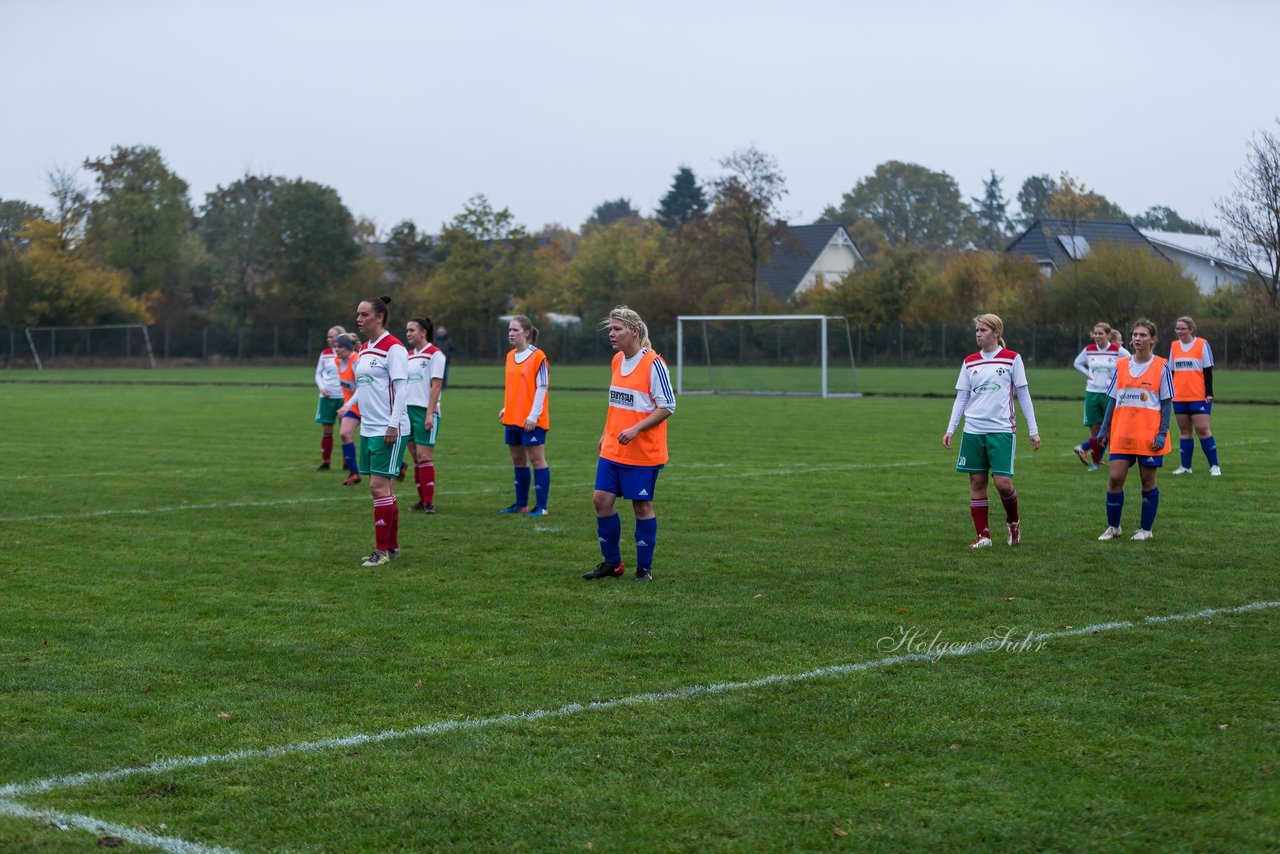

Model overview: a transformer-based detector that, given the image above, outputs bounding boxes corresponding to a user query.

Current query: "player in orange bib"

[1169,315,1220,476]
[582,306,675,583]
[334,333,362,486]
[498,315,552,517]
[1096,319,1174,542]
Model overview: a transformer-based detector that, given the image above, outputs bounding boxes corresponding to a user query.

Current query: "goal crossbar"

[675,315,860,398]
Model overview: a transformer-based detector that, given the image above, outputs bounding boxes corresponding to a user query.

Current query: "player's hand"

[597,433,604,451]
[1152,434,1166,452]
[384,427,398,446]
[1206,395,1214,403]
[523,417,537,431]
[1097,432,1108,447]
[498,407,505,421]
[617,426,641,445]
[942,432,953,450]
[1029,434,1041,451]
[425,414,435,431]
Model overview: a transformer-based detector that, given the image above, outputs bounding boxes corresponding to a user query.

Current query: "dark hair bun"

[380,295,392,305]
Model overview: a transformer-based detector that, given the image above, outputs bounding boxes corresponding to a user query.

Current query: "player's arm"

[617,360,675,445]
[1016,384,1041,450]
[525,359,548,431]
[1073,349,1091,378]
[943,372,970,449]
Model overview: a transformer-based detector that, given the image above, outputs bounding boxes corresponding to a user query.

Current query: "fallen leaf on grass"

[97,837,124,848]
[833,826,848,837]
[950,743,962,750]
[414,680,423,687]
[753,594,763,599]
[1260,765,1274,774]
[882,781,892,787]
[1218,723,1229,730]
[895,607,909,613]
[1003,597,1016,601]
[217,711,231,720]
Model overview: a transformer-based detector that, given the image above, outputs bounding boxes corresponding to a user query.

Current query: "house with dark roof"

[1005,219,1168,276]
[757,223,864,302]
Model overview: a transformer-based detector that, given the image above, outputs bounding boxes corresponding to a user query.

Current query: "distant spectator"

[434,324,455,388]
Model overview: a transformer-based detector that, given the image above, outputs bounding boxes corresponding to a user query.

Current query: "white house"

[1138,230,1250,294]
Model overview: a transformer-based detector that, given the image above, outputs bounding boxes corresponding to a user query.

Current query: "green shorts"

[407,406,440,446]
[1083,391,1110,427]
[956,431,1016,477]
[315,396,342,425]
[358,432,408,477]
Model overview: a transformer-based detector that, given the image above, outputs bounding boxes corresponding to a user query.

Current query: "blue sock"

[1180,438,1194,468]
[514,466,531,507]
[1106,491,1124,529]
[597,513,622,564]
[342,442,357,474]
[532,467,550,509]
[635,517,657,568]
[1200,436,1219,467]
[1140,488,1159,531]
[1080,438,1091,452]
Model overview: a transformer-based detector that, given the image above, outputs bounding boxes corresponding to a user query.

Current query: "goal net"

[676,315,860,397]
[25,324,156,369]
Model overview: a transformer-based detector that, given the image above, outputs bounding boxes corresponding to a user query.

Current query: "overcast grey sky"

[3,0,1278,235]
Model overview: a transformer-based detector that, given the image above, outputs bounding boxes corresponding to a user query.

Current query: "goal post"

[675,315,860,398]
[25,324,157,369]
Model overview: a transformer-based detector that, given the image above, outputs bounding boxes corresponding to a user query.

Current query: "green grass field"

[2,369,1277,851]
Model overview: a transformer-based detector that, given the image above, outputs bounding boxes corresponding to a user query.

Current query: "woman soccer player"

[1072,322,1129,471]
[942,313,1041,549]
[1169,316,1221,476]
[404,316,445,514]
[334,333,362,486]
[582,306,675,583]
[1097,319,1175,541]
[498,315,552,517]
[346,296,409,567]
[313,325,347,471]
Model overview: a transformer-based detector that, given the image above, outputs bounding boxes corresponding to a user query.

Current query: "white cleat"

[1130,529,1153,541]
[1209,465,1222,477]
[1098,526,1123,541]
[1172,466,1192,475]
[969,536,993,549]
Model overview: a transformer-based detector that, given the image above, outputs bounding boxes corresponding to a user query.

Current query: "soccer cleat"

[342,473,362,486]
[315,462,331,471]
[634,567,653,583]
[421,503,435,514]
[1073,446,1090,467]
[582,561,625,580]
[388,548,401,560]
[1130,529,1153,541]
[1210,465,1222,477]
[969,536,992,549]
[1172,466,1192,475]
[361,551,390,567]
[1007,521,1021,547]
[1098,526,1122,541]
[498,504,528,514]
[1086,463,1099,472]
[525,507,550,517]
[410,501,424,511]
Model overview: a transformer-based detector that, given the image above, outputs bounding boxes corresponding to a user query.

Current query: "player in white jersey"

[943,314,1041,549]
[313,325,347,471]
[404,315,446,514]
[348,296,410,568]
[1072,322,1129,471]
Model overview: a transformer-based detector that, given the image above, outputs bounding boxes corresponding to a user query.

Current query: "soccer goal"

[676,315,860,397]
[25,324,156,370]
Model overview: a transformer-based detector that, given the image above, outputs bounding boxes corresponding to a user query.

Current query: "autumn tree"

[971,170,1012,250]
[423,195,536,354]
[1133,205,1218,235]
[1216,118,1280,312]
[199,174,283,330]
[1015,174,1058,227]
[81,145,194,300]
[585,198,640,230]
[825,161,973,249]
[710,145,788,313]
[1044,242,1199,329]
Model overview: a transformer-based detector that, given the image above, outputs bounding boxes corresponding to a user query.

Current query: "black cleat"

[315,463,331,471]
[634,567,653,583]
[582,561,624,580]
[410,501,425,511]
[422,503,436,514]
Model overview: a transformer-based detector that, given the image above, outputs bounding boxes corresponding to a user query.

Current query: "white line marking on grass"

[10,468,211,481]
[0,798,241,854]
[1,461,931,523]
[4,599,1275,803]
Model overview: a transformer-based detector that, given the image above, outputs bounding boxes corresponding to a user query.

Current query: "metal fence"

[3,320,1278,369]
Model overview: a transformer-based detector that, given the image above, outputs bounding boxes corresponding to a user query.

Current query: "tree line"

[2,126,1277,362]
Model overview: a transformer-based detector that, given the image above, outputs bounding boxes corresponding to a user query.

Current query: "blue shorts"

[594,458,663,501]
[504,425,547,446]
[1173,400,1212,415]
[342,410,361,422]
[1109,453,1165,468]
